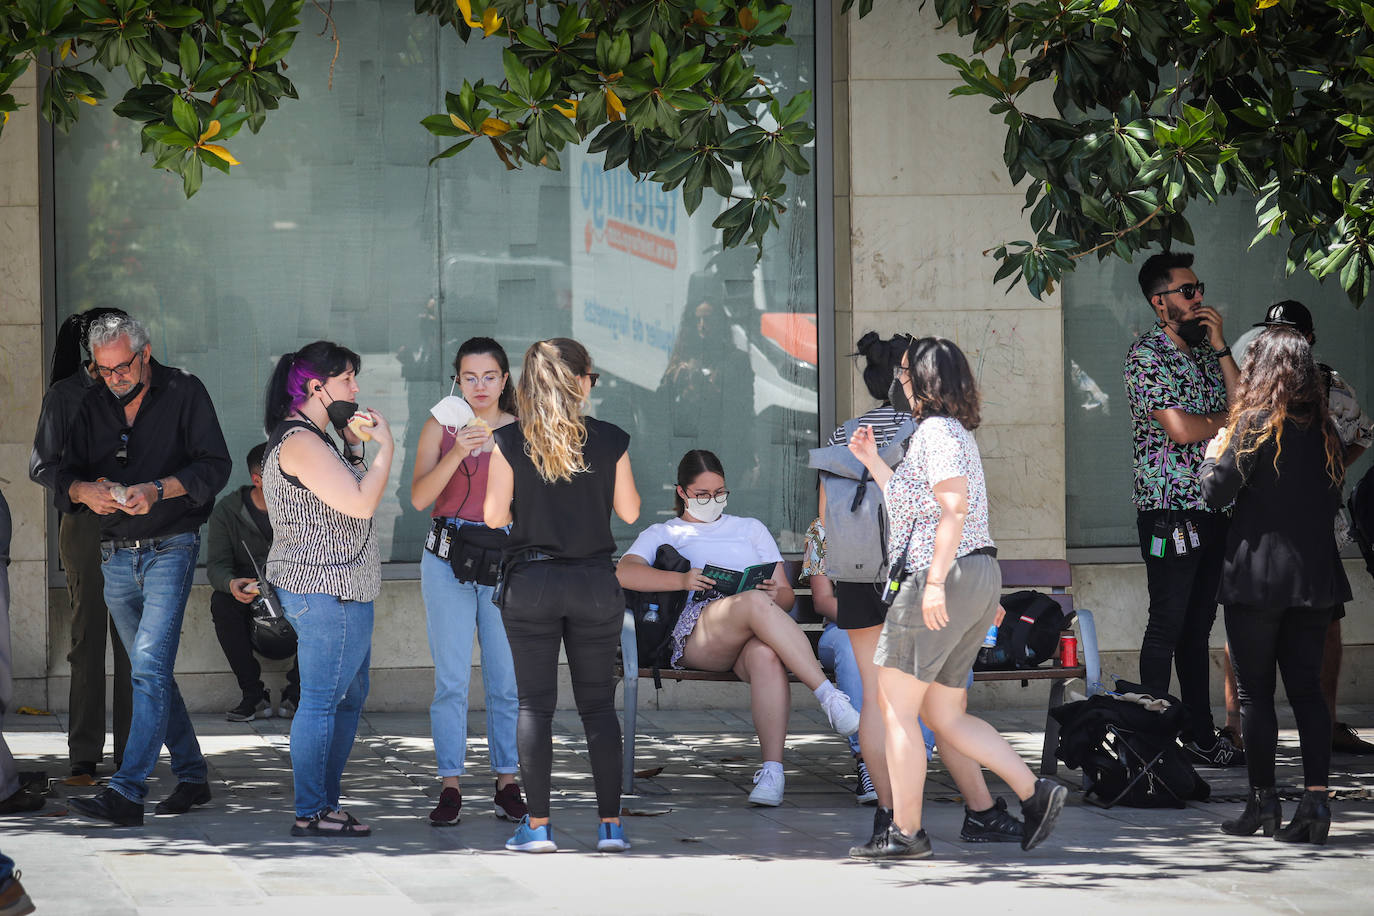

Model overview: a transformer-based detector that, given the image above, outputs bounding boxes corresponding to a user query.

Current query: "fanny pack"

[425,517,508,587]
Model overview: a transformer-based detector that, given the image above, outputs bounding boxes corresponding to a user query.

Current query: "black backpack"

[622,545,691,682]
[974,589,1073,671]
[1052,680,1210,809]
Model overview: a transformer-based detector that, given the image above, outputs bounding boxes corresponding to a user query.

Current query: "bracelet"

[152,479,164,500]
[925,580,945,588]
[1214,346,1232,360]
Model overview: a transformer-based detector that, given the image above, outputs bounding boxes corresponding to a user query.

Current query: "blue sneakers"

[505,815,557,853]
[596,821,630,852]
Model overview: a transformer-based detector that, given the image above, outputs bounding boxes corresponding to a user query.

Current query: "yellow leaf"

[739,7,758,30]
[74,93,98,106]
[553,98,578,119]
[449,112,474,133]
[480,117,511,137]
[456,0,477,26]
[200,143,240,165]
[1257,0,1279,7]
[607,88,625,121]
[1,111,8,126]
[481,6,504,36]
[198,119,221,143]
[60,39,74,61]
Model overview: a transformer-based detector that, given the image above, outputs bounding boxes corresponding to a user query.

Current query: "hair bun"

[855,331,881,357]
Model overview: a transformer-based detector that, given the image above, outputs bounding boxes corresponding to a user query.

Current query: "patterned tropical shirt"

[1124,328,1228,511]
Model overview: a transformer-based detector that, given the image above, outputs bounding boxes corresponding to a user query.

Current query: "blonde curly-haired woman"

[484,338,641,854]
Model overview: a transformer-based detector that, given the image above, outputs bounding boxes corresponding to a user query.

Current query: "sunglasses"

[587,372,600,388]
[1156,281,1205,301]
[115,428,130,467]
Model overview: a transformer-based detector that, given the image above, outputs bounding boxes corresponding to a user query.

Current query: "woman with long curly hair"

[1201,326,1351,844]
[484,338,641,853]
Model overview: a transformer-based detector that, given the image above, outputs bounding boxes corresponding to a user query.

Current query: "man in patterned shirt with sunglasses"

[1123,251,1244,768]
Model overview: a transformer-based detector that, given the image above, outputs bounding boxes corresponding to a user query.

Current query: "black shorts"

[835,580,888,630]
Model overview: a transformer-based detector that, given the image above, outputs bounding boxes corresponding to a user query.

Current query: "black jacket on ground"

[1200,417,1351,609]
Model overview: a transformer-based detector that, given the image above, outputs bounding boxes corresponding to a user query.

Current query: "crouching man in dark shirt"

[58,313,232,827]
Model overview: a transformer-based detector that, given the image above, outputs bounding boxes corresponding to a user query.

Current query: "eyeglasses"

[453,372,503,387]
[684,489,729,505]
[586,372,600,387]
[115,428,130,467]
[892,365,910,379]
[1156,281,1205,301]
[95,352,143,379]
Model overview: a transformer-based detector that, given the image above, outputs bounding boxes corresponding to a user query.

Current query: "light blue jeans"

[820,622,937,759]
[279,588,373,819]
[420,540,519,777]
[101,531,207,803]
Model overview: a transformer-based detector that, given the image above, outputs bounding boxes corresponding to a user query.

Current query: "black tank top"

[494,417,629,561]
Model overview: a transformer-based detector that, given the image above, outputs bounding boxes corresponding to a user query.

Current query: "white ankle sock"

[814,681,838,703]
[761,760,784,776]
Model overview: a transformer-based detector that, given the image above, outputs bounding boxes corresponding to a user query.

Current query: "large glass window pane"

[1063,196,1374,548]
[52,1,819,561]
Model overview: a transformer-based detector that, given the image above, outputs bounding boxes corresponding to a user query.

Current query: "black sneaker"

[849,806,894,858]
[961,796,1023,843]
[226,690,270,722]
[1183,730,1246,768]
[855,758,878,806]
[867,826,933,860]
[1020,778,1067,851]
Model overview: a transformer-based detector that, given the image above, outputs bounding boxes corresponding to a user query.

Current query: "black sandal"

[291,810,372,837]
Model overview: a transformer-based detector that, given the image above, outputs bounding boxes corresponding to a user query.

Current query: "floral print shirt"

[884,416,994,573]
[802,517,826,580]
[1124,328,1228,511]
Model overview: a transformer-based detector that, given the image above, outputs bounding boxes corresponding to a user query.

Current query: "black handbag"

[427,518,508,587]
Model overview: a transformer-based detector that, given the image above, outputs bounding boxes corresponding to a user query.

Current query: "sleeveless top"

[263,420,380,601]
[432,427,491,522]
[493,417,630,561]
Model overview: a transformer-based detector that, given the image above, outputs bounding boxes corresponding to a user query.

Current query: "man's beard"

[1167,302,1206,347]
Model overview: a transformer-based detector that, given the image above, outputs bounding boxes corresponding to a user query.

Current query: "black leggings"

[1224,603,1334,788]
[500,559,625,819]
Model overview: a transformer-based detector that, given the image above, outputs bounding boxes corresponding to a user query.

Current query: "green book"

[700,562,775,596]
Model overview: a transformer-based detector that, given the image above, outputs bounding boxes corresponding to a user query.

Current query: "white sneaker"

[820,688,861,737]
[748,768,785,806]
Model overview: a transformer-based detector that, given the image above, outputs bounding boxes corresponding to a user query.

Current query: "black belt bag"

[426,518,508,587]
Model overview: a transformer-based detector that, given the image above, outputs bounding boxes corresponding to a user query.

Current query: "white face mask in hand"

[687,496,727,524]
[430,395,475,433]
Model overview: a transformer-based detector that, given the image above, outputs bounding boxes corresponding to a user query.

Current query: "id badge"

[425,522,440,553]
[1185,519,1201,549]
[437,525,453,560]
[1170,522,1189,557]
[1149,518,1168,559]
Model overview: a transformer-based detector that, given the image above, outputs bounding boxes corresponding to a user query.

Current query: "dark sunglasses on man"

[1156,281,1205,301]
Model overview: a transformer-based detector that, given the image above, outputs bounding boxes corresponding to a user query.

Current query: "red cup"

[1059,634,1078,668]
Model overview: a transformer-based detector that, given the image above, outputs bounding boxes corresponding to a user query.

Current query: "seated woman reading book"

[616,449,861,806]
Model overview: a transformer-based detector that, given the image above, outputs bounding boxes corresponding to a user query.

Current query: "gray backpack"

[809,418,917,583]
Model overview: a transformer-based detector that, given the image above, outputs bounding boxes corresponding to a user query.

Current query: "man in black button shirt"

[57,313,232,827]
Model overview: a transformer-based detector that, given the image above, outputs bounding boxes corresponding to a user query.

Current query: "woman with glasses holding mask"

[410,337,527,827]
[484,338,641,854]
[617,449,861,808]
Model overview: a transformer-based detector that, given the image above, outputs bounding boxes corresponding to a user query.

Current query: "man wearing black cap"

[1228,300,1374,754]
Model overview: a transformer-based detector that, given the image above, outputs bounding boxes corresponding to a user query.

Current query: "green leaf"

[171,95,198,137]
[178,32,200,78]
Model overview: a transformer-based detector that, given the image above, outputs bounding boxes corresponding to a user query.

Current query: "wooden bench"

[616,557,1101,794]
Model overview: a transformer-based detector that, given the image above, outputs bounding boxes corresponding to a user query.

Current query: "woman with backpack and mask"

[1200,327,1351,844]
[817,332,1024,856]
[262,341,394,837]
[617,449,862,807]
[410,337,527,827]
[848,336,1066,858]
[484,338,641,853]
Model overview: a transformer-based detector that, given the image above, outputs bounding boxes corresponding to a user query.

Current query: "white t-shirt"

[626,514,783,590]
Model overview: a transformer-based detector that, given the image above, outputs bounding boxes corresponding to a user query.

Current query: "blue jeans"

[420,543,519,777]
[101,531,206,803]
[280,588,373,818]
[820,622,937,759]
[0,850,12,885]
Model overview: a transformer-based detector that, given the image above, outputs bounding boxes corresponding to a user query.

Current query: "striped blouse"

[263,424,380,602]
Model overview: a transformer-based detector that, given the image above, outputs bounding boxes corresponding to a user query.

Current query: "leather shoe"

[1332,722,1374,754]
[69,788,144,827]
[155,781,212,815]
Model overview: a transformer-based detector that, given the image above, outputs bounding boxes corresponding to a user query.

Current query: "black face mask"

[1176,318,1207,348]
[888,378,912,414]
[324,394,359,431]
[116,382,144,406]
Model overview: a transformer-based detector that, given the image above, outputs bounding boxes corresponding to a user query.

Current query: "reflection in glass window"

[52,3,819,562]
[1064,196,1374,549]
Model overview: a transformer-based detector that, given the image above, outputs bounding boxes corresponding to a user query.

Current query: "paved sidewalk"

[2,705,1373,915]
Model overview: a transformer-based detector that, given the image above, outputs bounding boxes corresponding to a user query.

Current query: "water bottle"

[982,624,999,648]
[644,603,660,624]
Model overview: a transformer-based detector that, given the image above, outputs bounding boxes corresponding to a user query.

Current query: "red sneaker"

[428,787,461,826]
[494,781,528,822]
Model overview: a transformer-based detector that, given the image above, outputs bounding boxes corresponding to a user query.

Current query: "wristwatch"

[152,479,164,500]
[1214,345,1232,360]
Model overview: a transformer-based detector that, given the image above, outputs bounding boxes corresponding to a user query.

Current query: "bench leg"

[1076,608,1103,695]
[1040,678,1067,776]
[620,610,639,796]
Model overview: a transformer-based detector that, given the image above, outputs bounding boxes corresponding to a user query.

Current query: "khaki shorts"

[874,552,1001,687]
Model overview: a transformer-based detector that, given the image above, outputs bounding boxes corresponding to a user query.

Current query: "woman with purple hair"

[262,341,394,837]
